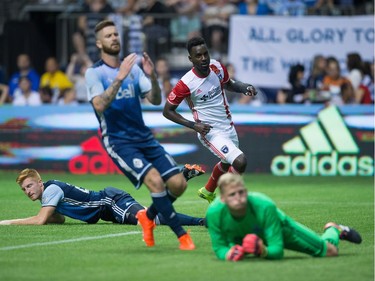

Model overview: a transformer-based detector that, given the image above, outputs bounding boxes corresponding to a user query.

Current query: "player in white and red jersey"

[163,37,257,204]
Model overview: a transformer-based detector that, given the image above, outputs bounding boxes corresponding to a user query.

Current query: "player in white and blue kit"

[0,169,205,227]
[84,20,196,250]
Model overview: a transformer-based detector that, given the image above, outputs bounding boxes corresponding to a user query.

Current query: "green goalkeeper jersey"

[206,192,288,260]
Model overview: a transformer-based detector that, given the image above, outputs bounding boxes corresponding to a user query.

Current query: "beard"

[102,44,120,56]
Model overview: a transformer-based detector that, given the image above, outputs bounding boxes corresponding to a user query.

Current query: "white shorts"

[198,125,243,165]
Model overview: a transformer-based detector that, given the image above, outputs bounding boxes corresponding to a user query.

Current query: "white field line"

[1,231,141,251]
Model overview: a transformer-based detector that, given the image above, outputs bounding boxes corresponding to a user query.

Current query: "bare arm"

[91,53,137,114]
[0,206,63,225]
[66,54,78,82]
[142,52,161,105]
[163,102,212,136]
[144,72,162,105]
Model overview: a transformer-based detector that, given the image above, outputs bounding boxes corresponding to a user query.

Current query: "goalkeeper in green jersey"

[206,173,362,261]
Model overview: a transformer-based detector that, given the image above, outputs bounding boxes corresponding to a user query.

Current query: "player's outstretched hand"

[117,53,138,81]
[242,234,264,256]
[142,52,156,77]
[244,84,257,96]
[0,220,11,225]
[226,245,245,261]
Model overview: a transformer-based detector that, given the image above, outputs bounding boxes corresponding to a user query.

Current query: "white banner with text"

[229,16,374,88]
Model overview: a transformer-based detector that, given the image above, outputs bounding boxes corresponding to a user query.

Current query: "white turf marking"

[0,231,141,251]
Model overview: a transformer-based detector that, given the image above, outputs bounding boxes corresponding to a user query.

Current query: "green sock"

[322,226,340,248]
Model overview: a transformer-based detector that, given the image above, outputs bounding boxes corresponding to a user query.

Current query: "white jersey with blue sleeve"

[85,60,153,144]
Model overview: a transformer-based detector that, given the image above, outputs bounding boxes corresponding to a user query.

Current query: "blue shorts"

[106,139,181,189]
[100,187,144,224]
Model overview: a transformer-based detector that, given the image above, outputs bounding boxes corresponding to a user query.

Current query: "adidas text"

[271,151,373,176]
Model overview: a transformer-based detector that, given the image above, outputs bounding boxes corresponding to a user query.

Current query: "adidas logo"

[271,106,374,176]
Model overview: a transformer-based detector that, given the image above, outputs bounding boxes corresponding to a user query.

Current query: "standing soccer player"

[206,173,362,261]
[85,20,199,250]
[163,37,257,203]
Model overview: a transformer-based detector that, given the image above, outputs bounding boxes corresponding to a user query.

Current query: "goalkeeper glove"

[226,245,245,261]
[242,234,265,256]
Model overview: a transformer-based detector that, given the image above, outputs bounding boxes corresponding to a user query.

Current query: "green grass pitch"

[0,171,373,281]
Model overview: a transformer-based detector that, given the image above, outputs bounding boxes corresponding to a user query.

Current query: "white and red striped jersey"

[167,59,233,130]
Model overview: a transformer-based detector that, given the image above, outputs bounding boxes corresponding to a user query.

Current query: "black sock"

[151,191,186,237]
[157,213,204,226]
[147,190,177,219]
[146,204,158,220]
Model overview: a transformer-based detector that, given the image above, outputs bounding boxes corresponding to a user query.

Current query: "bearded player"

[163,37,257,203]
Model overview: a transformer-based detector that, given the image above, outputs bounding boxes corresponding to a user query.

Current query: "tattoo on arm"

[98,79,122,110]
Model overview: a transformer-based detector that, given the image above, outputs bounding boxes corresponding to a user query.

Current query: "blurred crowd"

[0,0,373,106]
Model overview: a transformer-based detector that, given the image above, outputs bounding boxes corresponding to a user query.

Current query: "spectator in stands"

[309,0,336,15]
[167,0,202,47]
[321,56,354,105]
[346,53,363,92]
[269,0,306,16]
[78,0,115,62]
[57,88,79,106]
[39,86,53,104]
[136,0,174,61]
[306,54,326,90]
[115,0,137,14]
[346,52,371,104]
[156,56,179,104]
[305,54,327,102]
[362,61,374,103]
[0,84,9,105]
[40,57,73,103]
[8,54,40,100]
[276,64,308,104]
[237,0,272,15]
[201,0,238,60]
[66,53,92,103]
[12,76,42,106]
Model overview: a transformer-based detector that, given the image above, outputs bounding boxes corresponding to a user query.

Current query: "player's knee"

[144,169,165,193]
[166,174,187,197]
[232,154,247,173]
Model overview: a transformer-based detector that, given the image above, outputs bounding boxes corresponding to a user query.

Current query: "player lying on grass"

[206,173,362,261]
[0,168,205,227]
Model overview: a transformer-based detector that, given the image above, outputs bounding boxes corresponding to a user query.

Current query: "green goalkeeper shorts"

[281,217,327,257]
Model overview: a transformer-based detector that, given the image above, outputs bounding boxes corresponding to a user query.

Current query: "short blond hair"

[16,168,41,186]
[217,173,245,193]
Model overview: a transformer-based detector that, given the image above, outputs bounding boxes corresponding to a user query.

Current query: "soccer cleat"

[198,187,216,204]
[182,164,205,181]
[324,222,362,244]
[136,209,156,247]
[178,233,196,250]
